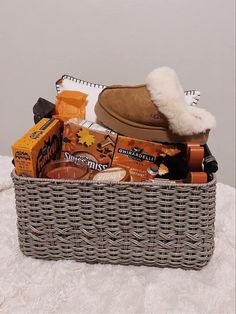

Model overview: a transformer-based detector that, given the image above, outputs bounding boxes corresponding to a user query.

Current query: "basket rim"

[11,170,216,188]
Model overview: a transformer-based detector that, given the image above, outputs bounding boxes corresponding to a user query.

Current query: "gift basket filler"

[11,67,218,270]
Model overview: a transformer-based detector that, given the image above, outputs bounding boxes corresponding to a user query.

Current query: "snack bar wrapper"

[53,90,88,122]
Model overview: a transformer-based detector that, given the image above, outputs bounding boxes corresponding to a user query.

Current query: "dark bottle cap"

[203,144,218,173]
[204,156,218,173]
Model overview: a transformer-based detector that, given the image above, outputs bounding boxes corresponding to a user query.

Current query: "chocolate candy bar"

[33,98,55,124]
[112,135,184,182]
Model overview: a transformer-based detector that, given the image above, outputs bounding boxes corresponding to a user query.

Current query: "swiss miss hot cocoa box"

[112,135,182,182]
[61,119,118,176]
[12,118,62,177]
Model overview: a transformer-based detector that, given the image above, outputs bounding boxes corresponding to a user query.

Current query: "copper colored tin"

[187,171,208,184]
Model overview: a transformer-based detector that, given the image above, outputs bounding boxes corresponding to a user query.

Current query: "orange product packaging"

[61,119,118,177]
[112,135,182,182]
[12,118,62,178]
[53,90,88,122]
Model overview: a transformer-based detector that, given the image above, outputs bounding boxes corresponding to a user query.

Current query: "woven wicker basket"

[11,171,216,270]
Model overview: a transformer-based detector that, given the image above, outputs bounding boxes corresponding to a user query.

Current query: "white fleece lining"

[146,67,216,135]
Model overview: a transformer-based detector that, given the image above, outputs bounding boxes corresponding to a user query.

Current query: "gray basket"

[11,171,216,270]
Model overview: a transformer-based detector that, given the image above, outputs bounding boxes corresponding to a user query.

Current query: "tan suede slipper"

[95,67,216,144]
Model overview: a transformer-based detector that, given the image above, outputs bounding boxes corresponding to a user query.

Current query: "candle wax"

[46,166,86,180]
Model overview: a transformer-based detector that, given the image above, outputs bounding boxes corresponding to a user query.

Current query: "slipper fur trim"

[146,67,216,135]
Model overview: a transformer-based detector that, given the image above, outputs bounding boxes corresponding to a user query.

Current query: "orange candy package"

[12,118,62,178]
[53,90,88,122]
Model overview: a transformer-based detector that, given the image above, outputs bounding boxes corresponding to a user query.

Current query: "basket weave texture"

[12,171,216,270]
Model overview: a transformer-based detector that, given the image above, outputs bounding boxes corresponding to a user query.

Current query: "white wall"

[0,0,235,186]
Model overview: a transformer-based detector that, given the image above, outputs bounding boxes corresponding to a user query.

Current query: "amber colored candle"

[42,161,89,180]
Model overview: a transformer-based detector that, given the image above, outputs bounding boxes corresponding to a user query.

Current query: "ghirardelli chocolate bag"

[112,135,185,182]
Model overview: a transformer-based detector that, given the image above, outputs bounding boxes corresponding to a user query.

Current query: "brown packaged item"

[61,119,118,176]
[12,118,62,177]
[53,90,88,122]
[112,135,182,182]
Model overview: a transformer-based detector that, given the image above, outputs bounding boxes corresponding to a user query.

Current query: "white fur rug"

[0,156,235,314]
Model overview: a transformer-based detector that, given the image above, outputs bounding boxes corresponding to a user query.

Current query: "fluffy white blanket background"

[0,156,235,314]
